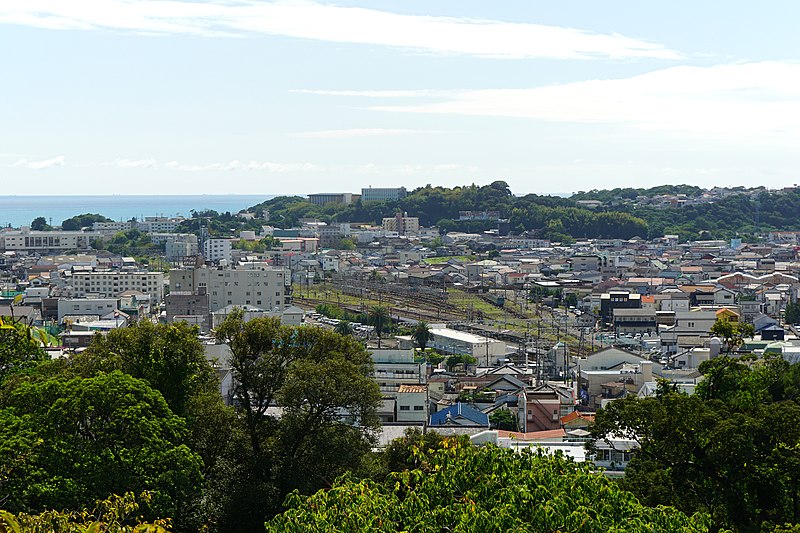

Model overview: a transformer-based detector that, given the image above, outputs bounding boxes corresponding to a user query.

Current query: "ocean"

[0,195,276,228]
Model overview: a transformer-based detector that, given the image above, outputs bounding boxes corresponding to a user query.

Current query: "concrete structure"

[70,271,165,301]
[307,193,354,206]
[58,298,119,322]
[395,384,427,424]
[0,228,92,252]
[428,327,507,367]
[135,217,181,233]
[370,348,426,396]
[382,213,420,235]
[203,238,232,264]
[165,234,199,261]
[361,186,407,203]
[169,265,290,313]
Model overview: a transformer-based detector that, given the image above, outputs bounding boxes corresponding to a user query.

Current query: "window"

[413,406,424,411]
[399,406,410,411]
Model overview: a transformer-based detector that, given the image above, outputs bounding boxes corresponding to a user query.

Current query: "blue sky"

[2,1,800,196]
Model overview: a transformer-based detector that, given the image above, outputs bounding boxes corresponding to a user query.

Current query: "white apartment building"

[0,228,92,252]
[58,298,120,322]
[203,238,233,263]
[70,271,165,301]
[135,217,181,233]
[165,234,199,260]
[169,265,290,313]
[370,349,426,396]
[92,221,133,232]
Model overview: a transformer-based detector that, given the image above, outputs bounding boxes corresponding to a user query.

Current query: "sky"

[2,1,800,196]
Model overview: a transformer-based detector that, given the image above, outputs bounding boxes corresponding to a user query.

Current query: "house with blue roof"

[429,402,490,435]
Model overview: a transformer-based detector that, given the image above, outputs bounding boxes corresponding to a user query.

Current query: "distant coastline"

[0,194,275,228]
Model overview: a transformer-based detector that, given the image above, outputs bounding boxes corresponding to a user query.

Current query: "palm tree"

[334,321,354,336]
[412,321,431,351]
[368,306,390,348]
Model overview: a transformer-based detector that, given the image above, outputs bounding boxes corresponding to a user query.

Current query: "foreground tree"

[0,371,202,522]
[0,316,47,383]
[80,320,217,417]
[593,356,800,530]
[266,438,709,532]
[212,311,381,530]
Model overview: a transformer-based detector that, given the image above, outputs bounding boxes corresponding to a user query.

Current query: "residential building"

[57,298,119,322]
[382,213,420,235]
[169,265,290,313]
[70,271,165,301]
[165,234,199,261]
[396,384,428,424]
[203,238,232,263]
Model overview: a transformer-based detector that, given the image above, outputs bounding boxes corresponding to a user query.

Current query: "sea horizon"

[0,194,277,229]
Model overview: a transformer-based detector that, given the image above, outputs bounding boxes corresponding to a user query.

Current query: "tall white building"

[169,265,290,313]
[203,238,232,263]
[70,271,165,301]
[165,234,199,260]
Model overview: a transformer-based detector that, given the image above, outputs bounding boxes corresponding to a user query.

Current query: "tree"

[412,321,431,351]
[710,319,754,353]
[489,409,519,431]
[79,321,217,417]
[334,321,354,336]
[266,438,709,532]
[212,311,381,529]
[592,357,800,531]
[60,213,111,231]
[1,492,171,532]
[30,216,51,231]
[0,371,203,522]
[0,316,47,384]
[785,302,800,325]
[368,306,390,349]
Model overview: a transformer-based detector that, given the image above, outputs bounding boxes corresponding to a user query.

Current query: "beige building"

[382,214,420,235]
[169,265,290,313]
[71,271,165,301]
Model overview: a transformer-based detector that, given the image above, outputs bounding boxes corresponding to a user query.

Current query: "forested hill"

[247,182,800,242]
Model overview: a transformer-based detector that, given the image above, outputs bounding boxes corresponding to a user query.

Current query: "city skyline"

[2,1,800,195]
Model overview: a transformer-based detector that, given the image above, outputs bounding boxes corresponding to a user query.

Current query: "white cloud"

[290,128,441,138]
[161,159,320,172]
[112,158,157,168]
[349,61,800,140]
[10,155,65,169]
[0,1,680,60]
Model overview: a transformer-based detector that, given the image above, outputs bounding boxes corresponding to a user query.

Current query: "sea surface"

[0,195,275,228]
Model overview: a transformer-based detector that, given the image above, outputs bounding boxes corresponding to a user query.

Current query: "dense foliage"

[241,183,800,242]
[266,437,709,532]
[0,317,382,533]
[61,213,112,230]
[592,355,800,531]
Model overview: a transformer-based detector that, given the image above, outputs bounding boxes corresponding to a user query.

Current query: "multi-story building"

[361,186,407,202]
[169,265,290,313]
[70,271,165,301]
[0,228,92,252]
[57,298,119,322]
[165,234,199,261]
[203,238,233,264]
[135,217,181,233]
[92,221,133,232]
[307,193,354,206]
[382,213,420,235]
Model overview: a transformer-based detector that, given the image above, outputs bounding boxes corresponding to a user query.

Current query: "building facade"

[169,265,290,312]
[70,271,165,301]
[361,187,407,202]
